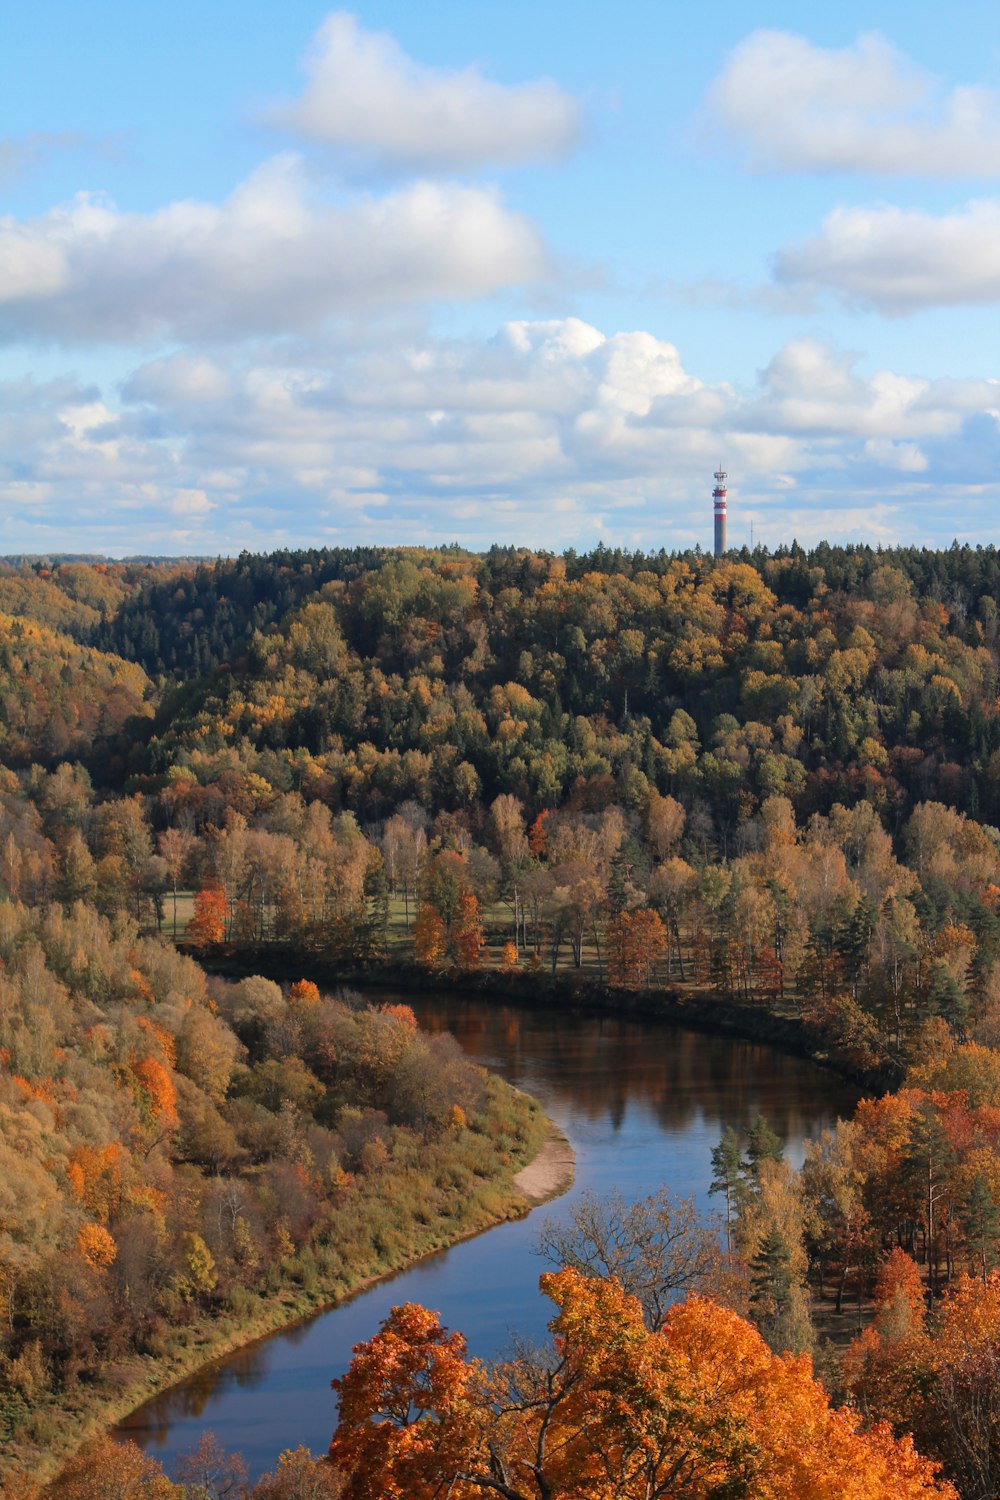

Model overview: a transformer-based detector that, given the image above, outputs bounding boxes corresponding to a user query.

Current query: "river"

[118,994,861,1478]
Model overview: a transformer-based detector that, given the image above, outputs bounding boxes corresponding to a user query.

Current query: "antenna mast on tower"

[713,467,728,557]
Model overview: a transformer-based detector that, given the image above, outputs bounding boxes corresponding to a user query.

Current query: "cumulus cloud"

[708,30,1000,175]
[126,354,234,405]
[86,322,1000,549]
[0,377,227,555]
[6,322,1000,553]
[774,199,1000,313]
[0,155,548,344]
[272,11,581,172]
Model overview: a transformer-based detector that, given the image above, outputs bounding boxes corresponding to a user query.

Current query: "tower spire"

[713,466,728,557]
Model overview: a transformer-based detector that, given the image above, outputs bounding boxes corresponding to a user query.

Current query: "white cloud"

[0,155,549,344]
[58,399,122,455]
[862,438,928,472]
[272,11,581,172]
[5,325,1000,553]
[774,200,1000,313]
[708,30,1000,176]
[111,324,1000,546]
[169,489,214,517]
[127,354,233,405]
[0,221,68,301]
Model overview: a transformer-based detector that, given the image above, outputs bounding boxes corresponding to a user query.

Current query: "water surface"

[119,995,860,1476]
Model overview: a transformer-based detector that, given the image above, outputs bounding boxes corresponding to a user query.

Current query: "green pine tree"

[959,1172,1000,1282]
[709,1126,747,1261]
[745,1115,784,1180]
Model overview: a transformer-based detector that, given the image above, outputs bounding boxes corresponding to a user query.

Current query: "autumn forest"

[7,542,1000,1496]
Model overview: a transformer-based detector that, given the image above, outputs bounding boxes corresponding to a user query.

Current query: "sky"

[2,1,1000,558]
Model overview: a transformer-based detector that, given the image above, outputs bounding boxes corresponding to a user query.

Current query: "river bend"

[119,995,860,1476]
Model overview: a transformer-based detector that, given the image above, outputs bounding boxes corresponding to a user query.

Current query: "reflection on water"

[415,1000,837,1148]
[117,994,859,1479]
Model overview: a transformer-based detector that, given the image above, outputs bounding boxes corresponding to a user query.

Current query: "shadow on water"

[117,992,860,1480]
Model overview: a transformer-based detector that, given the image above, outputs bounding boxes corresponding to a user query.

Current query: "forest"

[6,542,1000,1495]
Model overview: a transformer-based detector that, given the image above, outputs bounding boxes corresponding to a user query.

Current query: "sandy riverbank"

[514,1121,575,1205]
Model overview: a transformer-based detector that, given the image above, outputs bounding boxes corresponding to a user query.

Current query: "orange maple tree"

[131,1055,178,1126]
[329,1271,954,1499]
[187,878,227,946]
[452,890,484,970]
[413,903,446,970]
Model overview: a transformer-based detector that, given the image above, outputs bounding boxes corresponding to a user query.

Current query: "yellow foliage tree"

[75,1223,116,1272]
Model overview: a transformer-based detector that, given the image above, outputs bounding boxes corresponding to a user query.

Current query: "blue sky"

[2,1,1000,556]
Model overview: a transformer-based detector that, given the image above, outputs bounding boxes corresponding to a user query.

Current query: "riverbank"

[194,945,901,1096]
[55,984,854,1486]
[514,1118,575,1205]
[24,952,856,1490]
[12,1075,563,1496]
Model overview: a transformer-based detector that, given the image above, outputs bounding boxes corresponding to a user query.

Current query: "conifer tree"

[709,1126,747,1261]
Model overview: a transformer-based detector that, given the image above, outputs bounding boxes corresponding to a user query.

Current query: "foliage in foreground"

[327,1269,953,1500]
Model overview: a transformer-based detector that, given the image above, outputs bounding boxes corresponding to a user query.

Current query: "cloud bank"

[3,321,997,555]
[0,156,548,344]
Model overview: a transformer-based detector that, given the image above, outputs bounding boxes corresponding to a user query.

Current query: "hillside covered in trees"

[8,542,1000,1495]
[0,903,542,1491]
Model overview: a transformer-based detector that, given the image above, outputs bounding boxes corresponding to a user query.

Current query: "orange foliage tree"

[500,940,519,972]
[452,890,484,970]
[75,1223,117,1272]
[413,904,447,970]
[329,1271,953,1500]
[289,978,321,1007]
[131,1055,178,1127]
[873,1247,926,1336]
[528,810,549,857]
[845,1272,1000,1498]
[607,907,667,989]
[187,878,227,946]
[252,1446,345,1499]
[66,1142,126,1223]
[46,1437,182,1499]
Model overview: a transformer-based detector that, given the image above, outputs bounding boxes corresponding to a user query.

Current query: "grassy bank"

[7,1075,548,1494]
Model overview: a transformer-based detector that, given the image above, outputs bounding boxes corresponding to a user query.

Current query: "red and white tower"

[713,467,728,557]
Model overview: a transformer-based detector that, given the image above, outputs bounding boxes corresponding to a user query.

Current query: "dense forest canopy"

[8,542,1000,1495]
